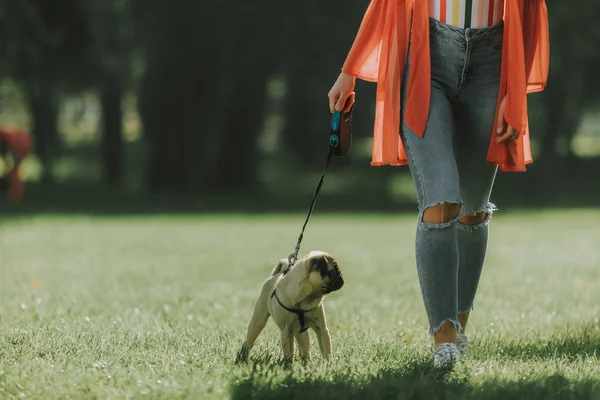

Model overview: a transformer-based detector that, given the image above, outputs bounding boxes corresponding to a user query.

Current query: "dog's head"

[294,250,344,295]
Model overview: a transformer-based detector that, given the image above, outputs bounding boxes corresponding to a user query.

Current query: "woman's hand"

[328,72,356,114]
[495,95,520,143]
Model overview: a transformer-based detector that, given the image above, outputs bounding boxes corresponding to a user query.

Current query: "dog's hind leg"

[236,312,269,363]
[295,331,311,361]
[236,286,271,363]
[245,306,270,349]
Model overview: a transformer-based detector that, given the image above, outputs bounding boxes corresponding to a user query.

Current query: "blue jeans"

[401,18,503,335]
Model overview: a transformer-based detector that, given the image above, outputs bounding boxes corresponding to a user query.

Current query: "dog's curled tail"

[271,258,289,276]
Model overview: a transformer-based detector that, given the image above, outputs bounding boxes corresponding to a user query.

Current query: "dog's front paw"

[300,355,313,366]
[235,342,250,364]
[300,354,312,363]
[278,356,294,369]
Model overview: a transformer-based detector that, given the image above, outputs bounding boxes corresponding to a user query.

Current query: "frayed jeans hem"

[458,307,473,316]
[429,318,462,337]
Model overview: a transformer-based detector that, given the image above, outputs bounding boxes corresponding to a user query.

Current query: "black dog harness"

[271,289,316,333]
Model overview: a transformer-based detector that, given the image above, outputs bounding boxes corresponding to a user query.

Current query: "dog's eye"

[312,258,329,277]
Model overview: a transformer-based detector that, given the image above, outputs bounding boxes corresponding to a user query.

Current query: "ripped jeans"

[401,19,503,335]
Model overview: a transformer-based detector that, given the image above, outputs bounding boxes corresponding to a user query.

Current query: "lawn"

[0,210,599,399]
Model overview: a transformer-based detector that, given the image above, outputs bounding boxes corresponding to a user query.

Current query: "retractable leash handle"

[329,111,342,149]
[329,101,354,158]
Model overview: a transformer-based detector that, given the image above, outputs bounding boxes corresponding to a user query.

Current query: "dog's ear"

[271,258,289,276]
[310,256,329,277]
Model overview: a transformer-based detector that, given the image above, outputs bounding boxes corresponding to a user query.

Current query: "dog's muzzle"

[327,269,344,292]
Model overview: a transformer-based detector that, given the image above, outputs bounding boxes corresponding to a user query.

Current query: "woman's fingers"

[335,91,349,112]
[329,73,356,113]
[495,95,519,143]
[496,96,507,134]
[495,125,520,143]
[328,90,339,114]
[343,92,355,113]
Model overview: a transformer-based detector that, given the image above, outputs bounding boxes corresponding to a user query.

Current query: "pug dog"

[237,251,344,362]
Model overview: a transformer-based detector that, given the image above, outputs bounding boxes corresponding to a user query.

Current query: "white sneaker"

[457,334,469,355]
[432,342,460,368]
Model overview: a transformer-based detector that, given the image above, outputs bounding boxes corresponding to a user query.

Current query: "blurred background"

[0,0,599,214]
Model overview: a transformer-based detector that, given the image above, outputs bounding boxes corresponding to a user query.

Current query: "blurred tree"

[202,0,287,194]
[533,0,600,166]
[3,0,598,198]
[0,0,94,183]
[0,0,132,187]
[133,0,285,194]
[276,1,400,205]
[133,1,219,193]
[279,2,376,167]
[85,0,134,187]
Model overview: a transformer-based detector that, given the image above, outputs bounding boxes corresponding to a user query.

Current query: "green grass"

[1,210,599,399]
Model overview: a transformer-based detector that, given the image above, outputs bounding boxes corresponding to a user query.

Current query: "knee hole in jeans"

[458,212,487,226]
[422,202,461,224]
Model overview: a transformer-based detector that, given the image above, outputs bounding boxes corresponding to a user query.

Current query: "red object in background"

[0,125,33,202]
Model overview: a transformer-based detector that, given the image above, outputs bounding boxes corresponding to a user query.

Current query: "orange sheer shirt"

[342,0,549,172]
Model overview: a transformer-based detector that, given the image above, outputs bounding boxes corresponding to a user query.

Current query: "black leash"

[282,148,334,275]
[281,103,353,275]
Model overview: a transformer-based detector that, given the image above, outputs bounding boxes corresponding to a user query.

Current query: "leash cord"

[283,148,334,274]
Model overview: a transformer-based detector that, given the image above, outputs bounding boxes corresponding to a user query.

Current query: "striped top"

[429,0,505,29]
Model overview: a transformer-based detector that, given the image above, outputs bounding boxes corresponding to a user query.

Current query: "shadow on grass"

[230,360,457,400]
[230,359,599,400]
[230,329,600,400]
[229,358,598,400]
[493,328,600,361]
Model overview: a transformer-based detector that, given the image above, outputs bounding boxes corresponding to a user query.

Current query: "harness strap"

[271,289,314,333]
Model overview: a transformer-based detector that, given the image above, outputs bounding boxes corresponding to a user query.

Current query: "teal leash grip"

[329,110,341,152]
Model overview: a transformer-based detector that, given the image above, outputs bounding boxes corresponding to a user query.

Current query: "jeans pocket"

[485,38,503,51]
[429,18,441,38]
[485,29,504,52]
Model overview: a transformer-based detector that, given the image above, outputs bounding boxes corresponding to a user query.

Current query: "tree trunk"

[281,75,328,167]
[537,86,564,164]
[203,73,267,194]
[538,63,585,166]
[28,79,59,184]
[143,72,193,193]
[100,74,123,187]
